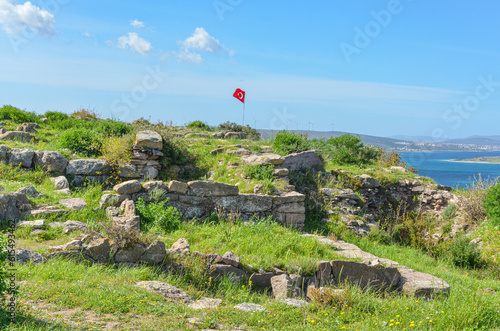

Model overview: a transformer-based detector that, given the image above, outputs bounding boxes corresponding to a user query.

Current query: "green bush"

[448,236,484,269]
[44,111,68,121]
[272,131,309,155]
[243,165,274,181]
[442,202,458,220]
[186,120,212,131]
[57,127,103,156]
[326,134,380,166]
[136,198,182,232]
[483,182,500,226]
[217,121,260,140]
[0,105,38,123]
[96,120,132,136]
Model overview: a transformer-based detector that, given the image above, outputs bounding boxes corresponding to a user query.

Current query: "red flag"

[233,88,245,103]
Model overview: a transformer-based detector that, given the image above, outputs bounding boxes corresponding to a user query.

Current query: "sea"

[399,151,500,189]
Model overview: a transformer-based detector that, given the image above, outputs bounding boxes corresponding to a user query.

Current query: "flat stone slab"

[280,298,309,307]
[234,303,268,312]
[304,234,450,297]
[59,198,87,210]
[188,297,223,310]
[135,281,194,304]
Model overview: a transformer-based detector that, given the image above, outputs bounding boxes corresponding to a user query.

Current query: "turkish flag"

[233,88,245,103]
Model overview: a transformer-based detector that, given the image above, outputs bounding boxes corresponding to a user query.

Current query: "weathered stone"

[16,122,40,133]
[140,241,166,264]
[234,303,268,312]
[17,186,44,198]
[282,150,323,171]
[211,264,247,281]
[273,167,289,176]
[170,238,190,254]
[63,220,87,234]
[18,219,44,229]
[224,132,246,139]
[213,194,272,212]
[330,260,400,290]
[100,194,131,208]
[168,180,189,194]
[15,248,46,265]
[221,251,240,268]
[210,147,224,155]
[113,215,140,230]
[272,192,306,204]
[135,281,194,304]
[0,131,33,142]
[114,244,146,263]
[226,148,250,156]
[187,181,239,197]
[66,159,111,176]
[8,148,34,168]
[280,298,309,307]
[60,198,86,210]
[33,151,68,173]
[85,238,116,263]
[0,145,8,160]
[249,271,275,288]
[241,154,284,166]
[53,176,69,189]
[398,266,450,297]
[117,164,141,178]
[271,274,304,299]
[314,261,334,287]
[142,180,168,192]
[47,221,64,229]
[30,230,43,236]
[253,184,263,194]
[275,202,305,213]
[188,297,223,310]
[135,130,163,149]
[141,166,159,179]
[108,180,136,195]
[353,174,380,188]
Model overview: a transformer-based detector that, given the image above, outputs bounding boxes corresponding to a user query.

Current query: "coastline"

[447,159,500,165]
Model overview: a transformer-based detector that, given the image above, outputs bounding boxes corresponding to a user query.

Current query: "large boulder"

[63,220,88,233]
[114,244,146,263]
[168,180,188,194]
[53,176,70,190]
[0,131,33,142]
[271,274,305,299]
[113,180,142,195]
[17,186,44,198]
[212,194,273,213]
[66,159,111,176]
[282,150,323,171]
[354,174,380,188]
[8,148,34,168]
[85,238,117,263]
[59,198,86,210]
[0,145,8,161]
[33,151,68,173]
[15,248,46,265]
[135,130,163,149]
[330,260,400,290]
[16,123,40,133]
[140,241,166,264]
[187,181,239,197]
[398,266,451,297]
[241,154,284,166]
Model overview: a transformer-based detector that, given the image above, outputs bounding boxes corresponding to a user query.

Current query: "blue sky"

[1,0,500,139]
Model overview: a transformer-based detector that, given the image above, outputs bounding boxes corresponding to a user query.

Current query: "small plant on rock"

[136,198,182,233]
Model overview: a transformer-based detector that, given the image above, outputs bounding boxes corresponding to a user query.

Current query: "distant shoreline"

[447,156,500,164]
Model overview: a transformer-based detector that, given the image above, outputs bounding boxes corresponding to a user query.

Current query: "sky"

[0,0,500,139]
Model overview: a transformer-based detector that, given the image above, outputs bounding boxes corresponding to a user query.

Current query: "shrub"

[0,105,38,123]
[448,236,484,269]
[483,181,500,226]
[457,175,495,224]
[101,222,152,250]
[44,111,68,121]
[327,134,380,166]
[442,202,458,220]
[243,165,274,181]
[57,127,103,156]
[217,121,260,139]
[260,179,276,195]
[96,120,132,136]
[136,198,182,232]
[71,108,100,120]
[272,131,309,155]
[186,120,212,131]
[376,148,418,173]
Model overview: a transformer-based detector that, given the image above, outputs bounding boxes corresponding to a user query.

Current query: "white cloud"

[177,27,230,63]
[117,32,152,56]
[130,19,144,28]
[0,0,54,35]
[82,31,90,37]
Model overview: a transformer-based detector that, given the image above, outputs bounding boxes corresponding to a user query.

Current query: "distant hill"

[442,136,500,146]
[257,129,411,150]
[389,135,441,142]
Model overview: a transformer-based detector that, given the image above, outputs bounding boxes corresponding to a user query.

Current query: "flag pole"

[242,102,245,126]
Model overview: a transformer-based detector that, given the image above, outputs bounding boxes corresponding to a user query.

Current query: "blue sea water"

[399,151,500,189]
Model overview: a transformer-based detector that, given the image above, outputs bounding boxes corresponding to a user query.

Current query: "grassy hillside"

[1,106,500,330]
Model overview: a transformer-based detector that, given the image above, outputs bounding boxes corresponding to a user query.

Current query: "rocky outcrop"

[33,151,68,173]
[282,150,323,171]
[0,193,30,221]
